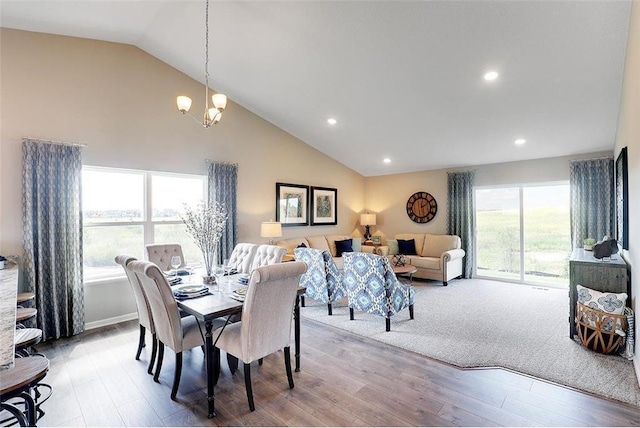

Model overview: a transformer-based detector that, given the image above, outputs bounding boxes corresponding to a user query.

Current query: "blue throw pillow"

[397,238,417,255]
[335,239,353,257]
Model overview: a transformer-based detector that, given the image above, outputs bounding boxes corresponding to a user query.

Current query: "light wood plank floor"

[24,318,640,427]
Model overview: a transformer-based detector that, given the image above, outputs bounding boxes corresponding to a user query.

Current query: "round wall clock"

[406,192,437,223]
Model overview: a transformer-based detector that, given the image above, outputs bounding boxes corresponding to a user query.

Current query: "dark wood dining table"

[176,273,305,418]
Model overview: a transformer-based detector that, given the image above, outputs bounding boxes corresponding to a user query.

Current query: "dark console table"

[569,248,629,338]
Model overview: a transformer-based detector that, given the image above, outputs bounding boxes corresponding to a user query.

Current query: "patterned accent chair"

[343,252,414,332]
[250,244,287,271]
[294,247,346,315]
[228,243,259,274]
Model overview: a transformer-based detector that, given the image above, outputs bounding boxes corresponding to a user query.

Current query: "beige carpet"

[300,278,640,406]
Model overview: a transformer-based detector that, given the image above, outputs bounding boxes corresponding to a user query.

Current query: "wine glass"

[170,256,181,279]
[223,258,232,285]
[213,265,225,292]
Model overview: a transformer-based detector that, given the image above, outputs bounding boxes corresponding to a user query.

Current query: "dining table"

[175,272,305,418]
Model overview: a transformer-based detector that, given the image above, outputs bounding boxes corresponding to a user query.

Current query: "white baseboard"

[85,312,138,330]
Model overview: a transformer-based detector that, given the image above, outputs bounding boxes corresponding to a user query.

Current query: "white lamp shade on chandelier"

[260,221,282,244]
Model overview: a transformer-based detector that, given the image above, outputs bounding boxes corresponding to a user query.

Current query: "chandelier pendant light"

[177,0,227,127]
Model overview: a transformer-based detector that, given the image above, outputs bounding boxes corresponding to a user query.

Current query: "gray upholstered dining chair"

[145,243,185,271]
[129,260,223,400]
[250,244,287,271]
[228,243,259,274]
[213,262,307,411]
[115,254,157,375]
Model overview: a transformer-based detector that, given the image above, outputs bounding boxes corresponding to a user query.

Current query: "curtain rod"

[569,156,613,163]
[205,159,238,166]
[24,137,87,147]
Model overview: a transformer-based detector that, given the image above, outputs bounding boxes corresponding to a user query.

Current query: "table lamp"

[360,213,377,241]
[260,221,282,245]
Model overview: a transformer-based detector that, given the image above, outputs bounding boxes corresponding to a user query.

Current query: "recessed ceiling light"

[515,138,526,145]
[383,158,391,164]
[327,118,337,125]
[484,71,499,81]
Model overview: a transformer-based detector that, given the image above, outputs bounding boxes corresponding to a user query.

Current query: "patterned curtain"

[22,139,84,340]
[208,162,238,264]
[447,170,475,278]
[569,158,615,249]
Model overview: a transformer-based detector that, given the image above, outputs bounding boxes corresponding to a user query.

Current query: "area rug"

[300,278,640,406]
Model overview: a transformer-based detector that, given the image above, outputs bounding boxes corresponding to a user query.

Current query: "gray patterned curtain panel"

[208,162,238,265]
[569,157,615,249]
[22,138,84,340]
[447,170,475,278]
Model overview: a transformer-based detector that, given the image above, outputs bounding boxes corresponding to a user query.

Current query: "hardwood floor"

[22,318,640,427]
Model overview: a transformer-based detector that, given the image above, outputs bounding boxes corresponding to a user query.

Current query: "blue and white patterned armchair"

[343,252,414,331]
[294,247,345,315]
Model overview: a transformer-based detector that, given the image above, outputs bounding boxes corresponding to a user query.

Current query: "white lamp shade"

[360,213,377,226]
[176,96,192,113]
[208,108,222,124]
[260,221,282,238]
[212,93,227,111]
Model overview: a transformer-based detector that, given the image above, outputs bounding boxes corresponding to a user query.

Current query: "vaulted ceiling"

[0,1,632,176]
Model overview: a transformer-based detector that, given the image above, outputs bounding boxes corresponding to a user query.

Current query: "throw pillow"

[387,239,399,255]
[577,284,627,315]
[351,237,362,252]
[397,238,417,255]
[296,242,307,248]
[335,239,353,257]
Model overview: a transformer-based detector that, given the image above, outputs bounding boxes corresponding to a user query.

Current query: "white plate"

[176,285,206,294]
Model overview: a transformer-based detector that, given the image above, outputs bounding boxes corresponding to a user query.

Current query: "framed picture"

[371,236,382,245]
[310,186,337,226]
[276,183,309,226]
[616,147,629,250]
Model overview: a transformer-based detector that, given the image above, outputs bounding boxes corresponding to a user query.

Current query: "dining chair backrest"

[250,245,287,271]
[129,260,187,352]
[145,243,185,271]
[239,262,307,363]
[115,254,154,334]
[228,243,259,274]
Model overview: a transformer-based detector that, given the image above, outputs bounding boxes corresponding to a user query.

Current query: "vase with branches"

[181,201,228,281]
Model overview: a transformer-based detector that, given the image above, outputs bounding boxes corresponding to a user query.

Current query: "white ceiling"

[0,1,632,177]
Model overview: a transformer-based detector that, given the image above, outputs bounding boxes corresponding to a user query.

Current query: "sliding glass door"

[475,183,571,286]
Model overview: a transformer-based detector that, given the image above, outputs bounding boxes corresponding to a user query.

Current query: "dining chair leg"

[136,325,146,360]
[154,342,165,382]
[284,346,294,389]
[171,352,182,400]
[227,352,238,374]
[350,308,355,320]
[409,304,414,319]
[386,317,391,332]
[213,347,221,385]
[327,303,332,316]
[244,363,255,411]
[147,334,158,375]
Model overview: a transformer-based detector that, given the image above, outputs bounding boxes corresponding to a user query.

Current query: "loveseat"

[387,233,465,286]
[276,235,381,269]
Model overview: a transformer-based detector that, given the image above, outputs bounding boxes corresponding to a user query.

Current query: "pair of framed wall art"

[276,182,337,227]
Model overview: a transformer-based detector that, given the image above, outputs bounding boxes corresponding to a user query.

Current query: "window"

[82,167,207,281]
[474,182,571,287]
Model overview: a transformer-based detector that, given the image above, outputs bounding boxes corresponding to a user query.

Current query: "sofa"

[387,233,465,286]
[276,235,380,269]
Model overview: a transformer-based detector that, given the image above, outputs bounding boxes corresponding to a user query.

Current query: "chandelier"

[176,0,227,127]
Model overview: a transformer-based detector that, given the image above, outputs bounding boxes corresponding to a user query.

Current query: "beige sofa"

[388,233,465,286]
[276,235,381,269]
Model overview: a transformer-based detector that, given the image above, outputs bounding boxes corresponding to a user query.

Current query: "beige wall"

[0,29,364,325]
[365,152,611,242]
[615,0,640,382]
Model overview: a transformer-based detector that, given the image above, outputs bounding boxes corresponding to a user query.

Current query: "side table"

[393,264,417,285]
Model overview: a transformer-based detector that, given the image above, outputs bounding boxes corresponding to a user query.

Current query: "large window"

[474,183,571,286]
[82,167,207,281]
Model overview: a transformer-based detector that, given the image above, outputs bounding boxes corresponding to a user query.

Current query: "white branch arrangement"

[181,201,228,277]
